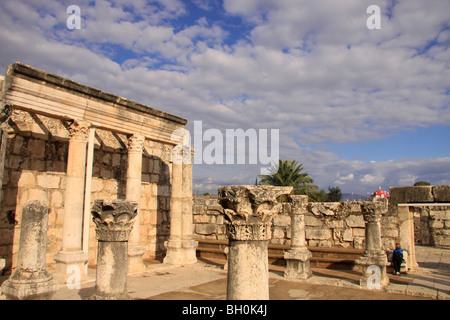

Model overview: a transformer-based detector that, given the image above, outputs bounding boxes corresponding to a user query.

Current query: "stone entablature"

[2,62,186,144]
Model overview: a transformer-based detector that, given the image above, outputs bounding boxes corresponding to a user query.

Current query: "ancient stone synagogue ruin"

[0,62,449,300]
[0,62,197,287]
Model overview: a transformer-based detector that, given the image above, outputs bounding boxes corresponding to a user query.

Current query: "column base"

[356,251,389,289]
[163,239,198,266]
[284,248,313,280]
[89,292,133,300]
[1,272,59,300]
[127,245,146,274]
[53,250,88,285]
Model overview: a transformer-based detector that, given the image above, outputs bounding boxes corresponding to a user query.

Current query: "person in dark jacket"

[392,244,403,275]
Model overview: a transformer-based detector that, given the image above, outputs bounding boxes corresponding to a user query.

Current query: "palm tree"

[258,160,318,195]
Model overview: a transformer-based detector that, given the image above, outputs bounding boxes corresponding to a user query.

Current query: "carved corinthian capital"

[361,201,383,223]
[0,104,13,125]
[127,134,145,152]
[91,199,138,242]
[288,195,308,215]
[218,185,293,241]
[68,120,90,141]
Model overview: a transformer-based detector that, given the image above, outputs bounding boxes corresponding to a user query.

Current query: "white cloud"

[0,0,449,194]
[334,173,354,185]
[398,175,419,186]
[360,173,385,185]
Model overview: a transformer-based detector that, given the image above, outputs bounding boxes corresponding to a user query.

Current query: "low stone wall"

[193,196,398,251]
[193,196,227,240]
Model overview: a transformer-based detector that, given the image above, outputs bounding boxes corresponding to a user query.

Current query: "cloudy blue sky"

[0,0,449,195]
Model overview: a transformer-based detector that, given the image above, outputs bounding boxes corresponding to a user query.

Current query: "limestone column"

[1,201,59,300]
[356,201,389,289]
[0,104,12,208]
[163,145,184,265]
[126,134,146,273]
[89,199,138,300]
[284,195,312,280]
[397,205,418,271]
[0,256,5,273]
[219,185,293,300]
[180,146,197,264]
[54,121,90,284]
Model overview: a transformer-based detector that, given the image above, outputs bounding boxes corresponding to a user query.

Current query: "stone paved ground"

[2,245,449,300]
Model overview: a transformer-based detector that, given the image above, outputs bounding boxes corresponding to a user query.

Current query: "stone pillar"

[89,199,138,300]
[357,201,389,289]
[397,205,418,271]
[181,147,197,263]
[0,104,12,208]
[1,201,59,300]
[54,121,90,284]
[126,134,146,273]
[0,257,5,273]
[164,145,197,265]
[219,185,293,300]
[284,195,312,280]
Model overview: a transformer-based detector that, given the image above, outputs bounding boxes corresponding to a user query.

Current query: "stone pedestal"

[126,134,146,274]
[357,201,389,289]
[54,121,90,284]
[89,199,138,300]
[1,201,59,300]
[284,195,312,280]
[219,185,293,300]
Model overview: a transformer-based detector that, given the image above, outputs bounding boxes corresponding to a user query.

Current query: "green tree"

[326,186,342,202]
[414,181,431,186]
[308,189,327,202]
[258,160,318,196]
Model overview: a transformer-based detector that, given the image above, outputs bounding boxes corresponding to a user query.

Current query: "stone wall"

[192,196,398,251]
[389,185,450,248]
[193,196,227,241]
[0,110,172,271]
[413,205,450,247]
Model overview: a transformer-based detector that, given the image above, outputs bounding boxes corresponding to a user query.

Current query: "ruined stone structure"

[194,185,450,274]
[90,199,137,300]
[0,62,196,281]
[218,185,292,300]
[0,62,449,300]
[193,196,395,250]
[389,185,450,269]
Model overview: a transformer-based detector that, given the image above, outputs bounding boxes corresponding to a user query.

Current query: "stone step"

[195,239,364,270]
